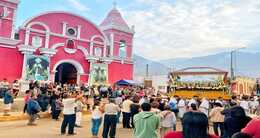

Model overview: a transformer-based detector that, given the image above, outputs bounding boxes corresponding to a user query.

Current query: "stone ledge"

[0,111,90,122]
[0,112,50,122]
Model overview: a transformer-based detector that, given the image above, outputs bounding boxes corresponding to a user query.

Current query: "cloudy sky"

[17,0,260,60]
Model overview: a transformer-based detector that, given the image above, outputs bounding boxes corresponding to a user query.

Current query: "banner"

[25,55,50,81]
[89,63,108,85]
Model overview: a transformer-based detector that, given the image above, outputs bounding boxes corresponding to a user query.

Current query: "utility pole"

[230,51,234,81]
[230,47,246,94]
[146,64,149,78]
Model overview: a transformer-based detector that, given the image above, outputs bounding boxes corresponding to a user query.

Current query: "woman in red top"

[164,111,219,138]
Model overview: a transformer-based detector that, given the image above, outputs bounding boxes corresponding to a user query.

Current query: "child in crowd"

[53,96,63,120]
[75,96,84,127]
[91,101,104,138]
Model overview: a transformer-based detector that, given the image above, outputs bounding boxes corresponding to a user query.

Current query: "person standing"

[12,80,20,98]
[177,98,186,120]
[164,112,218,138]
[240,96,250,115]
[2,78,9,91]
[209,102,225,137]
[75,97,84,127]
[199,97,210,117]
[224,106,251,138]
[102,98,120,138]
[130,96,140,128]
[91,101,103,138]
[115,94,123,123]
[160,106,176,138]
[27,93,41,125]
[133,103,160,138]
[188,96,198,107]
[122,96,133,128]
[50,90,60,120]
[61,93,80,136]
[52,96,62,120]
[3,88,14,116]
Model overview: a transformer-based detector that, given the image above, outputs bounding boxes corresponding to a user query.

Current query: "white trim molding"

[7,0,20,4]
[18,44,37,54]
[77,45,89,57]
[62,22,67,36]
[0,37,20,46]
[26,22,50,32]
[52,59,85,84]
[51,43,64,49]
[11,9,17,39]
[39,48,57,57]
[20,11,110,43]
[52,59,85,74]
[77,25,82,39]
[100,24,135,34]
[110,33,114,56]
[64,48,77,54]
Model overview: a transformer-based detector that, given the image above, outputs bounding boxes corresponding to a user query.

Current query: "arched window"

[119,40,126,58]
[66,39,75,49]
[94,47,102,57]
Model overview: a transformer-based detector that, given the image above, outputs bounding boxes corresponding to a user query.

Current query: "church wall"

[108,62,133,84]
[0,47,23,81]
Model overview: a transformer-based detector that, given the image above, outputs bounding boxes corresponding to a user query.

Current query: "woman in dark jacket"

[224,106,251,138]
[130,95,140,128]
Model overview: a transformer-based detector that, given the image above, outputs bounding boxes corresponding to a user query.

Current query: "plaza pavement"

[0,115,135,138]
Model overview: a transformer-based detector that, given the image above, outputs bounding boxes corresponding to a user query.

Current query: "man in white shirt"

[102,97,121,138]
[61,93,81,136]
[188,96,198,107]
[122,96,133,128]
[240,96,250,114]
[199,98,210,117]
[177,98,186,119]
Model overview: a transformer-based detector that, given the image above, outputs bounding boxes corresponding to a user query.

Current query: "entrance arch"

[55,63,77,84]
[53,59,84,84]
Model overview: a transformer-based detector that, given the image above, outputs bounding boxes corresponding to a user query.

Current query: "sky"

[16,0,260,60]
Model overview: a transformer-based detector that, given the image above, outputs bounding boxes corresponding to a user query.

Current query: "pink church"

[0,0,134,85]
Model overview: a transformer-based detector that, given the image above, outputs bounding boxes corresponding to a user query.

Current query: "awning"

[115,79,140,86]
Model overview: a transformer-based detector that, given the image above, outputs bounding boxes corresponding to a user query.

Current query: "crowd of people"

[1,78,260,138]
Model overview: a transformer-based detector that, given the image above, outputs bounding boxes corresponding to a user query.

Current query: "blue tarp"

[115,79,140,86]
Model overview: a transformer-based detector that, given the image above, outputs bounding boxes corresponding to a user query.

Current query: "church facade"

[0,0,134,85]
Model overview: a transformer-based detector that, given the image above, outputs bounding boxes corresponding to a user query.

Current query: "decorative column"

[11,9,17,40]
[24,28,30,45]
[45,31,50,48]
[110,33,114,57]
[90,42,94,56]
[103,41,107,57]
[62,22,67,36]
[77,25,82,39]
[21,53,29,80]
